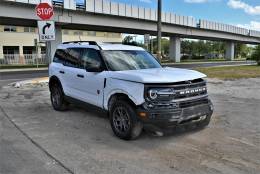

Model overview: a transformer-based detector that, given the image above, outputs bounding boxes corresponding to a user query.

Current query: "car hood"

[107,67,206,83]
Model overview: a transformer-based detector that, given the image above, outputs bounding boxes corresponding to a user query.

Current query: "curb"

[13,77,49,88]
[0,67,48,73]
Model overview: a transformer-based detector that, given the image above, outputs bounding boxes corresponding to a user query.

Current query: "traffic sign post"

[144,34,150,51]
[36,3,54,20]
[37,21,56,41]
[36,2,55,64]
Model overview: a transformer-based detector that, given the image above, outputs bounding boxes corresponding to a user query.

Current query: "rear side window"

[66,48,81,68]
[53,48,80,68]
[53,49,67,64]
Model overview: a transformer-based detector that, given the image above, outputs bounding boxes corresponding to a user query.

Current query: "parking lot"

[0,78,260,174]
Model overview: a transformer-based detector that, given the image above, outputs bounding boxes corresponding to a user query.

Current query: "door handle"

[59,70,65,74]
[77,74,84,78]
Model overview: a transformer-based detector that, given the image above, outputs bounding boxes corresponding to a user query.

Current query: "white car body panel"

[74,70,106,107]
[103,78,145,110]
[106,67,206,83]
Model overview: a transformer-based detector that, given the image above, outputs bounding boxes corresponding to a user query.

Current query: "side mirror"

[86,63,103,72]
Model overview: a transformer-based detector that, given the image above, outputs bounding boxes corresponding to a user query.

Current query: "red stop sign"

[36,3,54,20]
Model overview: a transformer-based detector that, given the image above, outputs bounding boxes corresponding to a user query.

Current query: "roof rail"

[62,41,102,50]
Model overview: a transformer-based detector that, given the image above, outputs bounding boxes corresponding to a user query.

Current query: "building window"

[87,31,96,36]
[3,46,19,55]
[78,31,83,35]
[63,30,69,35]
[73,31,83,36]
[4,26,17,32]
[41,47,46,54]
[24,27,35,33]
[23,46,36,55]
[96,32,107,37]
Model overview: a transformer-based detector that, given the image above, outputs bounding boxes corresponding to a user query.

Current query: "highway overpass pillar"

[46,26,62,64]
[0,45,3,59]
[169,37,181,63]
[225,42,235,61]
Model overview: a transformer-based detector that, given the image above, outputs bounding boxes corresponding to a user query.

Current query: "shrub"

[251,45,260,65]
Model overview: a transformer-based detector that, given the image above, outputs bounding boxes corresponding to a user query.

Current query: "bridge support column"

[0,45,3,59]
[169,37,181,63]
[46,26,62,64]
[225,42,235,61]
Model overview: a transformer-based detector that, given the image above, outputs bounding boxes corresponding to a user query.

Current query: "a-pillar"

[169,37,181,63]
[46,25,62,64]
[225,42,235,61]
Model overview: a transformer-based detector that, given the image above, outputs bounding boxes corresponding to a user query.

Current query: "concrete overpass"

[1,0,260,62]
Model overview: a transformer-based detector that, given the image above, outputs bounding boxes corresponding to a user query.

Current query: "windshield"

[101,50,161,71]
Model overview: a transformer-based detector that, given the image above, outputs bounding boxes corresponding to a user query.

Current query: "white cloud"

[237,21,260,31]
[227,0,260,15]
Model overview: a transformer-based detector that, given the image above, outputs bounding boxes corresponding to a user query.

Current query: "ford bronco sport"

[49,41,213,140]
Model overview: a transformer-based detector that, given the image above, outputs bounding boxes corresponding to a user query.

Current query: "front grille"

[172,79,207,100]
[179,98,209,108]
[144,78,208,109]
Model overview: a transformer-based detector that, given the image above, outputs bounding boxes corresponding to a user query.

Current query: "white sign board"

[144,34,150,45]
[37,21,55,41]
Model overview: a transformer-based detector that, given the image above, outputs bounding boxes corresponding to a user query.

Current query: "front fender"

[103,78,145,110]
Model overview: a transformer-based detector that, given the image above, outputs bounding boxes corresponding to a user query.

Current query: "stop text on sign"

[37,8,53,16]
[36,3,54,20]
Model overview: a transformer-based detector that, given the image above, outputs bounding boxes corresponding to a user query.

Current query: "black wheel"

[50,83,68,111]
[109,100,143,140]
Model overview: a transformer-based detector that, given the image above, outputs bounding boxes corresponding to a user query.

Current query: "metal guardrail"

[3,0,260,37]
[199,19,249,36]
[0,54,47,65]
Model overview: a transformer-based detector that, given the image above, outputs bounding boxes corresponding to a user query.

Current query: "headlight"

[148,89,158,100]
[147,88,175,101]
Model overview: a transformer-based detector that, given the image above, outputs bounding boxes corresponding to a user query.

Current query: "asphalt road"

[0,70,48,88]
[0,61,255,88]
[0,78,259,174]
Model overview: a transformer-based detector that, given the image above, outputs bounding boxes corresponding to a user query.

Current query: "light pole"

[157,0,162,62]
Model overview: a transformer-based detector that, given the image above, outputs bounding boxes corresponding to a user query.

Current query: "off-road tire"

[50,83,68,111]
[109,100,143,140]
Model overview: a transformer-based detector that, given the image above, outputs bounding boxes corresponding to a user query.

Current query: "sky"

[107,0,260,31]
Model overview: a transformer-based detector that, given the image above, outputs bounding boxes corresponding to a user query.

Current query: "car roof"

[57,42,145,51]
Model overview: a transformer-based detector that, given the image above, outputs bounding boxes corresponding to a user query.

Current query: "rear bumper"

[137,99,214,130]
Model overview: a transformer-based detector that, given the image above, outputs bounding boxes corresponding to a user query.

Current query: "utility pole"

[157,0,162,62]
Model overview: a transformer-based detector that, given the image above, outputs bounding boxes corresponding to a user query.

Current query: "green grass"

[0,64,48,69]
[195,65,260,79]
[162,58,246,63]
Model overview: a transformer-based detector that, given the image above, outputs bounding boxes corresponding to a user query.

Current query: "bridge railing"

[3,0,260,38]
[199,19,249,36]
[85,0,197,27]
[249,30,260,37]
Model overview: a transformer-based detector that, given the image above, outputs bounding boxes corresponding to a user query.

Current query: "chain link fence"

[0,54,48,65]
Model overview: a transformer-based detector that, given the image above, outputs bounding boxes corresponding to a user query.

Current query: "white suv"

[49,41,213,140]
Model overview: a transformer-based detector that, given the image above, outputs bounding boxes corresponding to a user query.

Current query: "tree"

[122,35,144,47]
[251,45,260,65]
[122,35,133,44]
[235,43,250,59]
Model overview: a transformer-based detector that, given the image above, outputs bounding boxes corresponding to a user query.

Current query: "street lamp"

[157,0,162,62]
